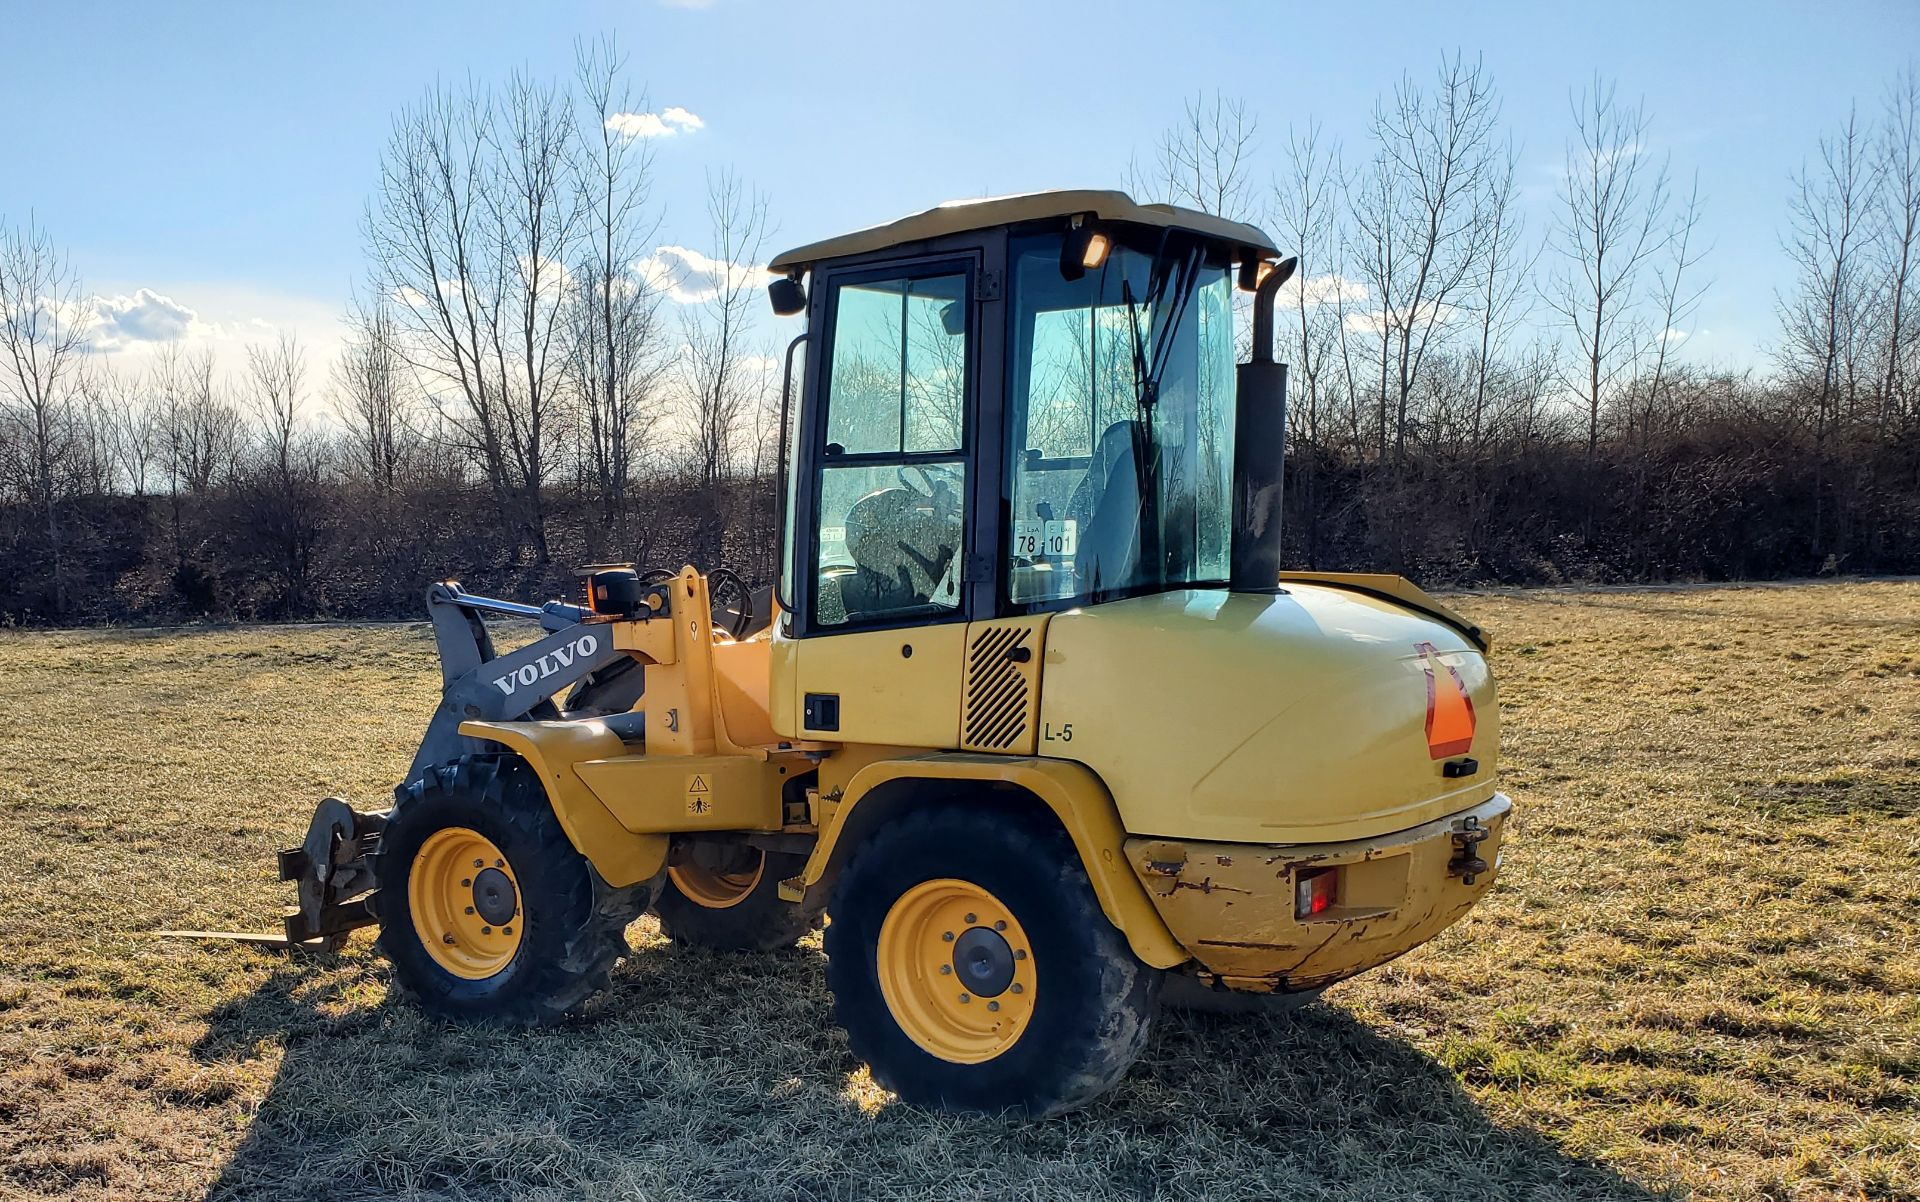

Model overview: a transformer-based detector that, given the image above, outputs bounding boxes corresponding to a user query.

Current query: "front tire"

[375,756,649,1025]
[824,804,1160,1115]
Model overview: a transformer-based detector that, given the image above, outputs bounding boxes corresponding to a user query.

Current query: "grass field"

[1,581,1917,1201]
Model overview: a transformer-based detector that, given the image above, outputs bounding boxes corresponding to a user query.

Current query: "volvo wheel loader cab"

[266,189,1511,1117]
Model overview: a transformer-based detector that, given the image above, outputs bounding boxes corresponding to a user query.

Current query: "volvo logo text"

[490,633,600,697]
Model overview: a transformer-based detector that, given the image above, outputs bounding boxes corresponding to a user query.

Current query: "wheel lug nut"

[994,920,1006,931]
[495,859,505,868]
[964,913,977,924]
[442,934,455,944]
[465,906,475,915]
[461,878,471,887]
[481,926,492,935]
[987,1001,1000,1012]
[942,931,955,942]
[958,993,970,1003]
[473,859,483,868]
[939,965,952,975]
[1013,949,1027,960]
[1012,983,1025,994]
[502,926,512,935]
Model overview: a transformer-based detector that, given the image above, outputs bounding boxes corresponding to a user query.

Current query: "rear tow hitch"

[1447,816,1491,885]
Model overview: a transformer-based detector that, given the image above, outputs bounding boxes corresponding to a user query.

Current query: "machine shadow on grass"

[191,942,1668,1202]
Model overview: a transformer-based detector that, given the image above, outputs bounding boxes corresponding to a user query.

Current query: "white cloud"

[606,106,705,140]
[1283,272,1369,309]
[606,112,672,139]
[1342,298,1462,336]
[637,244,769,304]
[88,288,200,348]
[72,283,348,379]
[660,106,704,132]
[1660,326,1690,343]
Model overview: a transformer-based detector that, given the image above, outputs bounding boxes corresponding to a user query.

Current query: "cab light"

[1295,867,1337,919]
[1081,231,1111,270]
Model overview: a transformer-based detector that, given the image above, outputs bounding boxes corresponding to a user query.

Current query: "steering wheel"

[705,567,754,640]
[897,463,959,520]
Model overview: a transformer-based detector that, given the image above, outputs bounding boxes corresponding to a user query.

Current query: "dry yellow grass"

[1,581,1916,1201]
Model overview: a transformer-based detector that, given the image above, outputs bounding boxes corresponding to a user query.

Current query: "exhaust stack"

[1230,258,1296,593]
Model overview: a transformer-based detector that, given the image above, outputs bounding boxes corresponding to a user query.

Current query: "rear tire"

[824,804,1160,1116]
[654,841,821,951]
[375,756,650,1025]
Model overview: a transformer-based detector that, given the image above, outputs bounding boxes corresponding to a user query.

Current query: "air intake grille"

[962,624,1038,753]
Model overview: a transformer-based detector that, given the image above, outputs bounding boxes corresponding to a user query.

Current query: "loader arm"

[407,582,638,786]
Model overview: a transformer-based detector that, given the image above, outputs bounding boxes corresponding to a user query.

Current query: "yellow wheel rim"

[876,878,1037,1064]
[410,826,523,979]
[668,851,766,910]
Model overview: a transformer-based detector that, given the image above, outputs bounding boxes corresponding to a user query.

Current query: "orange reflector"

[1417,641,1477,760]
[1295,868,1336,918]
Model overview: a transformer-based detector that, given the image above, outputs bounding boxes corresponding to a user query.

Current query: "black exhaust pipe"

[1230,257,1297,593]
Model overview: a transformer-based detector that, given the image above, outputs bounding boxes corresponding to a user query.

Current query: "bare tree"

[1270,121,1345,565]
[0,217,89,614]
[71,366,120,496]
[364,71,583,564]
[247,333,307,481]
[237,333,327,613]
[568,35,668,554]
[680,169,770,492]
[1466,143,1534,449]
[1778,105,1881,443]
[76,361,157,496]
[1547,76,1674,455]
[331,300,414,492]
[1873,69,1920,426]
[1344,54,1504,461]
[157,345,240,495]
[1130,93,1259,223]
[1778,103,1884,560]
[1640,173,1710,440]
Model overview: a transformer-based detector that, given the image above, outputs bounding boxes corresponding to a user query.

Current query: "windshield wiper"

[1121,279,1154,413]
[1113,242,1203,591]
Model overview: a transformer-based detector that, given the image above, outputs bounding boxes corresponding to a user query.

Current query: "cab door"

[776,254,979,748]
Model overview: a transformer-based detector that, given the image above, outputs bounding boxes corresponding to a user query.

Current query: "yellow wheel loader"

[272,190,1511,1115]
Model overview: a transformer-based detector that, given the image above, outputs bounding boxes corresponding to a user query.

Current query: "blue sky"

[4,0,1916,372]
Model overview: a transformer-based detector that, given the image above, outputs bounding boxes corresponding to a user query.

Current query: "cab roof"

[767,188,1279,274]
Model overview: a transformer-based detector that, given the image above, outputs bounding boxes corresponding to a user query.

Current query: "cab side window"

[814,270,969,627]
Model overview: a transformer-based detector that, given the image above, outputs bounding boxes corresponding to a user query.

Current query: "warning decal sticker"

[685,773,712,815]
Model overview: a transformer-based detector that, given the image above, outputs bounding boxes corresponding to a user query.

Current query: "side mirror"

[768,276,807,317]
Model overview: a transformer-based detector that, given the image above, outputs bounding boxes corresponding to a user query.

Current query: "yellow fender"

[801,753,1189,970]
[457,719,669,888]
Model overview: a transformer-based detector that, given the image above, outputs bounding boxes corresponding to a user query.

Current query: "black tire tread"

[374,755,648,1026]
[655,848,823,952]
[824,803,1159,1116]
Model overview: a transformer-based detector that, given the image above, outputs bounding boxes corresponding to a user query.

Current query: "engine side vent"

[961,622,1041,754]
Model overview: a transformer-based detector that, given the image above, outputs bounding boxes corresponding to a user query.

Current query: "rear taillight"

[1295,867,1337,919]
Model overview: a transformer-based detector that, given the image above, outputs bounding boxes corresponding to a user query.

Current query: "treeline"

[1142,60,1920,586]
[2,51,1917,625]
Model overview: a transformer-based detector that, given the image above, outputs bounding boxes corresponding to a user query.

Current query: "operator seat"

[1072,420,1144,593]
[840,487,960,617]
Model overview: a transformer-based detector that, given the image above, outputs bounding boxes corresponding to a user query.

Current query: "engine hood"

[1036,585,1499,843]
